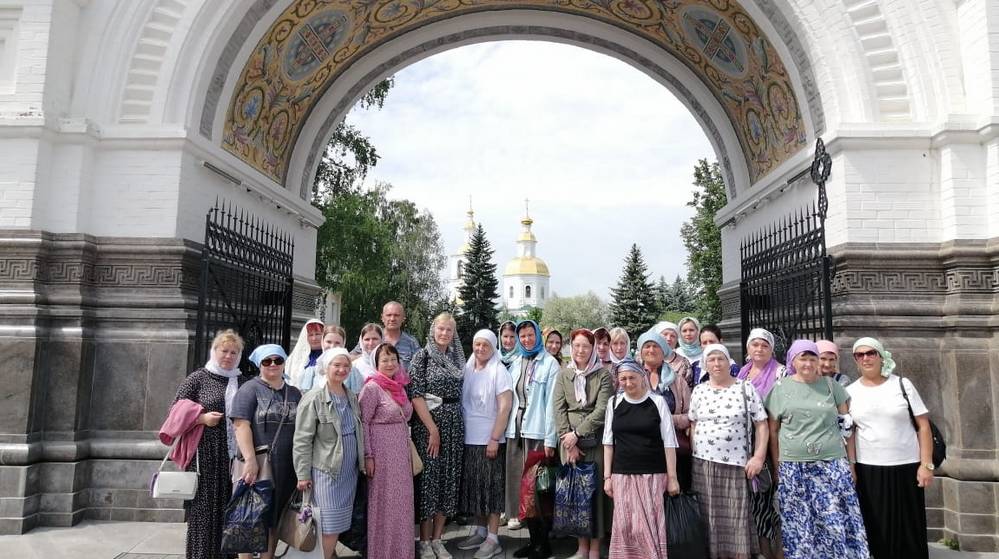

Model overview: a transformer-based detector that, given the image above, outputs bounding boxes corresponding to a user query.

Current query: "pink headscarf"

[364,343,410,407]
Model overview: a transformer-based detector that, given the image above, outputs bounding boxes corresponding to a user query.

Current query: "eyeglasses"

[853,350,879,360]
[260,357,285,367]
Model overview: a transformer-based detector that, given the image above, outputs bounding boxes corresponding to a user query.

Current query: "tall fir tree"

[667,275,697,313]
[680,159,727,323]
[654,274,671,316]
[457,224,500,344]
[609,244,658,337]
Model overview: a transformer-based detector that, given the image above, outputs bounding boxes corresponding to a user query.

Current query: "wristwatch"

[923,462,936,471]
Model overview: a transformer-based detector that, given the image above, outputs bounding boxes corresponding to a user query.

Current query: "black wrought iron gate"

[740,139,833,360]
[195,200,294,371]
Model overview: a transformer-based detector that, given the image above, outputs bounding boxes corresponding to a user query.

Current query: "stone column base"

[0,231,320,534]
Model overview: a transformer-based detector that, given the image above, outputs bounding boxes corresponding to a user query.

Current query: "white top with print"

[689,380,767,467]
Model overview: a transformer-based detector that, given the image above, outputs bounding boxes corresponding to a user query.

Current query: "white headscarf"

[568,330,602,403]
[204,352,242,458]
[462,330,506,411]
[287,318,323,387]
[354,329,382,380]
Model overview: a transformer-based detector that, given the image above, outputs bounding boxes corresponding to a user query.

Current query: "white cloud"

[347,40,716,300]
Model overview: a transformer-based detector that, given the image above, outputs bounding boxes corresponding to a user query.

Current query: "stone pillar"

[0,231,320,534]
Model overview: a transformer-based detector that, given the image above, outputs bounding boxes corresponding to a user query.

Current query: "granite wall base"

[0,230,320,534]
[721,239,999,551]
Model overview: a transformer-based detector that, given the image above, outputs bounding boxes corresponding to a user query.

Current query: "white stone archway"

[1,0,998,549]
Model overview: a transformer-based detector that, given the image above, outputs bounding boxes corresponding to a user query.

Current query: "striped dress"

[312,392,359,534]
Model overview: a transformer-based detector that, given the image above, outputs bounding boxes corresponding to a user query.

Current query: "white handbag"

[151,438,199,500]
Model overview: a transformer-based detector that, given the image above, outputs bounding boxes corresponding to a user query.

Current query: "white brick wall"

[987,138,999,239]
[958,0,995,115]
[939,143,988,240]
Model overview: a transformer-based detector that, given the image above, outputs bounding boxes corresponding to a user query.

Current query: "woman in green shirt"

[766,339,870,559]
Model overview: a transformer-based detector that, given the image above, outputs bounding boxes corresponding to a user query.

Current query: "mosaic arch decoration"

[222,0,809,186]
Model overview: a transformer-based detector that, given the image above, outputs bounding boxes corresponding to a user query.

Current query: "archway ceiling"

[222,0,809,187]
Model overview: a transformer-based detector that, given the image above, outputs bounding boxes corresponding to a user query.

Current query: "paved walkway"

[0,520,994,558]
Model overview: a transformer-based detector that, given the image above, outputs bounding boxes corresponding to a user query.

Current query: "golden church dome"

[504,257,550,277]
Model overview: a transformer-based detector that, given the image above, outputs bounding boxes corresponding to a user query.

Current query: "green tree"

[609,244,658,337]
[654,275,670,316]
[457,224,500,344]
[312,78,395,204]
[314,182,446,341]
[524,306,544,324]
[680,159,727,323]
[540,291,608,335]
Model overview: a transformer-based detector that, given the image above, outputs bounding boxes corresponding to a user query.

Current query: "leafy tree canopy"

[680,159,727,323]
[540,291,608,335]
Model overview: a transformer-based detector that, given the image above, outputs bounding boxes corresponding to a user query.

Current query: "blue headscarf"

[636,330,676,388]
[514,320,544,358]
[248,344,288,367]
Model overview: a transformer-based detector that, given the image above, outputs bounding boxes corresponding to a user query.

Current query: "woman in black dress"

[173,329,252,559]
[409,312,465,559]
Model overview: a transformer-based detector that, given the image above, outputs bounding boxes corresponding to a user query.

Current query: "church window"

[541,287,545,300]
[525,285,532,298]
[509,286,514,298]
[457,261,463,279]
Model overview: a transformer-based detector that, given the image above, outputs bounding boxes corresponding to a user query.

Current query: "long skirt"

[311,434,358,534]
[505,434,544,517]
[855,462,929,559]
[777,459,870,559]
[460,444,506,516]
[412,401,464,521]
[692,458,758,558]
[608,473,668,559]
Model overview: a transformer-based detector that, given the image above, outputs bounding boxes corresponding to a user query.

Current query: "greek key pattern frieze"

[831,270,948,296]
[0,259,39,282]
[94,264,184,287]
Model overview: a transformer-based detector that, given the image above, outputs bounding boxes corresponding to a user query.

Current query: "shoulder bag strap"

[267,385,290,459]
[741,381,754,462]
[158,436,199,473]
[898,376,919,431]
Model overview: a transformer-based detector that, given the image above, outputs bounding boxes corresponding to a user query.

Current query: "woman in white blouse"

[689,344,769,559]
[847,337,934,559]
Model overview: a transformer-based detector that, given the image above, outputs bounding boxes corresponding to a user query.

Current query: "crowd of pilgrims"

[164,300,937,559]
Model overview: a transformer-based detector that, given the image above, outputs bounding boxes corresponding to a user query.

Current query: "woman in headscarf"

[593,327,614,370]
[676,316,704,366]
[359,343,415,559]
[736,327,786,559]
[498,320,518,371]
[293,347,365,559]
[172,329,252,559]
[817,340,851,386]
[504,319,561,555]
[637,330,693,491]
[602,358,680,558]
[287,319,324,389]
[847,337,933,559]
[351,323,384,377]
[653,321,694,389]
[543,327,564,366]
[695,324,739,384]
[689,344,768,559]
[230,343,302,559]
[766,340,868,559]
[553,329,614,559]
[408,312,466,559]
[455,330,513,559]
[607,327,631,390]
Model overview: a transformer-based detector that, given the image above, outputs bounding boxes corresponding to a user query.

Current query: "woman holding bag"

[689,344,769,559]
[230,344,302,559]
[553,328,614,559]
[293,348,365,558]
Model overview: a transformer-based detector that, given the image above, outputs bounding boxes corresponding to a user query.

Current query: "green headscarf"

[852,337,896,377]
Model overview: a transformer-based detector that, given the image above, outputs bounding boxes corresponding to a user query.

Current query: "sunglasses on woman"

[853,349,879,360]
[260,357,285,367]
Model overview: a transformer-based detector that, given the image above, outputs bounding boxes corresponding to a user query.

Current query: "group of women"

[172,313,936,559]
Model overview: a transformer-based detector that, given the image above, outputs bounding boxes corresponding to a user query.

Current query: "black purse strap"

[740,381,754,462]
[267,384,290,458]
[897,376,919,432]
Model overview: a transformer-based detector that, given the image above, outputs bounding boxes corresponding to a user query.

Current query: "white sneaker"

[473,539,503,559]
[507,517,522,530]
[457,532,486,550]
[431,539,453,559]
[418,540,436,559]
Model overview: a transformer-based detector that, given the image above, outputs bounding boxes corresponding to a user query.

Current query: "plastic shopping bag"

[665,492,708,559]
[220,480,273,554]
[552,462,596,537]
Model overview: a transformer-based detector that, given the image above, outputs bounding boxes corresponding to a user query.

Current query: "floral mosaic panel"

[222,0,809,186]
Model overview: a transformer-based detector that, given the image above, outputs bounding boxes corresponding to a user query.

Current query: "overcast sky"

[347,40,715,300]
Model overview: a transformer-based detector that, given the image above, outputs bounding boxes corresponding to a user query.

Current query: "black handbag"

[740,381,772,493]
[898,376,946,468]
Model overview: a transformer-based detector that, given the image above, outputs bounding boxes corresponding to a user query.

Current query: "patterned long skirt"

[777,459,871,559]
[412,401,464,520]
[608,473,668,559]
[460,444,506,516]
[692,458,758,558]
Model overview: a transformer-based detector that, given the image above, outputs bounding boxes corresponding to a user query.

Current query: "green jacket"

[293,385,365,481]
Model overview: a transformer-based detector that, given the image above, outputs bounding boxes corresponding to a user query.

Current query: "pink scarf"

[738,357,782,399]
[365,367,410,408]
